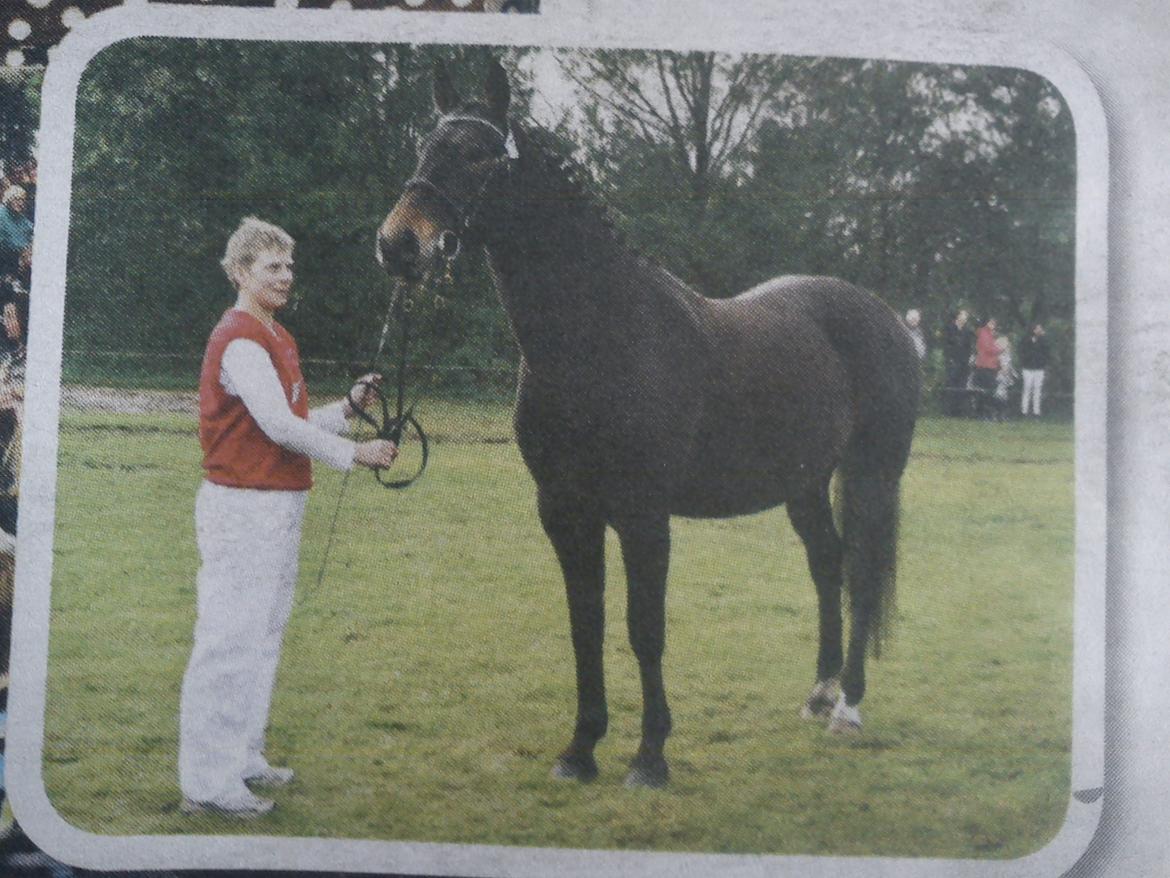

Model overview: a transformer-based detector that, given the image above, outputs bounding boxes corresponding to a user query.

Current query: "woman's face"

[236,247,294,313]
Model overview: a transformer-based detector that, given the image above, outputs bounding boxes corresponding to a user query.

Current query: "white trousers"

[178,481,307,802]
[1021,368,1045,415]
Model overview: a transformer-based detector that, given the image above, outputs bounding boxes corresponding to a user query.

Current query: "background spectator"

[1019,324,1049,417]
[904,308,927,360]
[942,308,974,415]
[994,336,1017,421]
[0,187,32,284]
[973,317,1000,419]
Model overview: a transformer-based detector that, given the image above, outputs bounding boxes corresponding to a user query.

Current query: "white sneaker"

[180,791,275,818]
[245,765,295,787]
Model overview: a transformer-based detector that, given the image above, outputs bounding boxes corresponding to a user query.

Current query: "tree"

[67,40,531,386]
[0,67,41,172]
[560,50,782,209]
[63,41,1077,405]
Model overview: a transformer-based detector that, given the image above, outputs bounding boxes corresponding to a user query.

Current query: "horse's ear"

[507,122,529,162]
[485,59,511,125]
[433,61,459,114]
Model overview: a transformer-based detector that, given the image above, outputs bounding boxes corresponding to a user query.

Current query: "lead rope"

[305,283,404,603]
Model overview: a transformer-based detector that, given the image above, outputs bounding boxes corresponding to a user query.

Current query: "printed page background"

[0,0,540,66]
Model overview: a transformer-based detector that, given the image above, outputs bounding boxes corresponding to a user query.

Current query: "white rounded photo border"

[6,2,1108,875]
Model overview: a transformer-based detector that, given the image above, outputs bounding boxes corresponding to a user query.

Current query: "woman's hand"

[345,373,383,417]
[354,439,398,470]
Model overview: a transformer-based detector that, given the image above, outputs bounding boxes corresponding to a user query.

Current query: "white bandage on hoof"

[827,693,863,735]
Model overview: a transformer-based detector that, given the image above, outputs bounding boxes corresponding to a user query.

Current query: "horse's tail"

[834,435,904,658]
[798,276,918,658]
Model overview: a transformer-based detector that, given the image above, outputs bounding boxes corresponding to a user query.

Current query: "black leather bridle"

[348,114,513,487]
[399,114,516,256]
[310,114,517,598]
[346,288,429,490]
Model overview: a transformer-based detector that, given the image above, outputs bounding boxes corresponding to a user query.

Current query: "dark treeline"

[65,41,1075,401]
[0,69,41,172]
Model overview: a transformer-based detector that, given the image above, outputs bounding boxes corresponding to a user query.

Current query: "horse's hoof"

[827,694,863,735]
[800,678,840,720]
[551,755,598,783]
[624,759,669,789]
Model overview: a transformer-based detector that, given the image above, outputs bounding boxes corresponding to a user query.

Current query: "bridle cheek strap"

[403,155,510,242]
[403,115,516,244]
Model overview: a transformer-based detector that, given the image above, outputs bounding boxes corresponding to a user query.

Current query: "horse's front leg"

[539,489,608,782]
[613,508,672,788]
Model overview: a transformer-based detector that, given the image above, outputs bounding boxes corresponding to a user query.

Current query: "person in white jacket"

[179,217,397,817]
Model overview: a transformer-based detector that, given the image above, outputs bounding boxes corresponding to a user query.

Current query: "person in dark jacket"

[942,309,974,415]
[1019,324,1050,416]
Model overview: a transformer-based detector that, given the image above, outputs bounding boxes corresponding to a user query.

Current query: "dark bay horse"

[377,61,920,788]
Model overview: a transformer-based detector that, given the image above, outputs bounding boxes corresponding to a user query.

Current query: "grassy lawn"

[41,406,1074,858]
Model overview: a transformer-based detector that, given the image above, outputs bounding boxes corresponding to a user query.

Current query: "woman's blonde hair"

[220,216,294,287]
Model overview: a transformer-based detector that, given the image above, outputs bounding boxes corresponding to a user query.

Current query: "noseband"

[401,115,516,246]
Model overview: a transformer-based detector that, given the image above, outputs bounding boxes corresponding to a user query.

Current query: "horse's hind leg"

[539,490,608,782]
[831,601,873,735]
[613,508,672,789]
[786,484,845,720]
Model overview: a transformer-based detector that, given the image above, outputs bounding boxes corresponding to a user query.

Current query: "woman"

[1019,323,1049,417]
[973,317,1000,419]
[942,308,974,416]
[179,217,397,817]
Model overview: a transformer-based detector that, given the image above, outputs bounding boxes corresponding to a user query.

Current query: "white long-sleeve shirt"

[220,338,356,472]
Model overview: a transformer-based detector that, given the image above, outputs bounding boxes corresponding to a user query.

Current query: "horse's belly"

[668,403,847,517]
[669,475,789,519]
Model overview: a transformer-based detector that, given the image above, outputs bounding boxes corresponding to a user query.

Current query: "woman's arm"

[308,400,349,435]
[221,339,355,470]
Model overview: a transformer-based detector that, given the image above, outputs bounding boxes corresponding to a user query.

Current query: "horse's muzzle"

[377,229,423,279]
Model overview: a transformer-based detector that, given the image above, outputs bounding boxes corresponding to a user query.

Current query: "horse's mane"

[512,121,631,255]
[513,121,722,306]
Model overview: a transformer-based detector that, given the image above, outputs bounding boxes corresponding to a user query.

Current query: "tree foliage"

[0,67,42,170]
[64,41,1076,398]
[561,54,1075,395]
[68,39,525,386]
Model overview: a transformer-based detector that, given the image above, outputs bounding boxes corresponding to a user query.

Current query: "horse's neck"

[484,173,631,374]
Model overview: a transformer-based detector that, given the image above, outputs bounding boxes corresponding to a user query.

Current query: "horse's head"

[377,60,515,281]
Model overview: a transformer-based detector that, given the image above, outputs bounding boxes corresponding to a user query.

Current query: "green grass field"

[41,404,1074,859]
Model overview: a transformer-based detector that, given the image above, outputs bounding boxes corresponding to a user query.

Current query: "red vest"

[199,309,313,490]
[975,326,1001,370]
